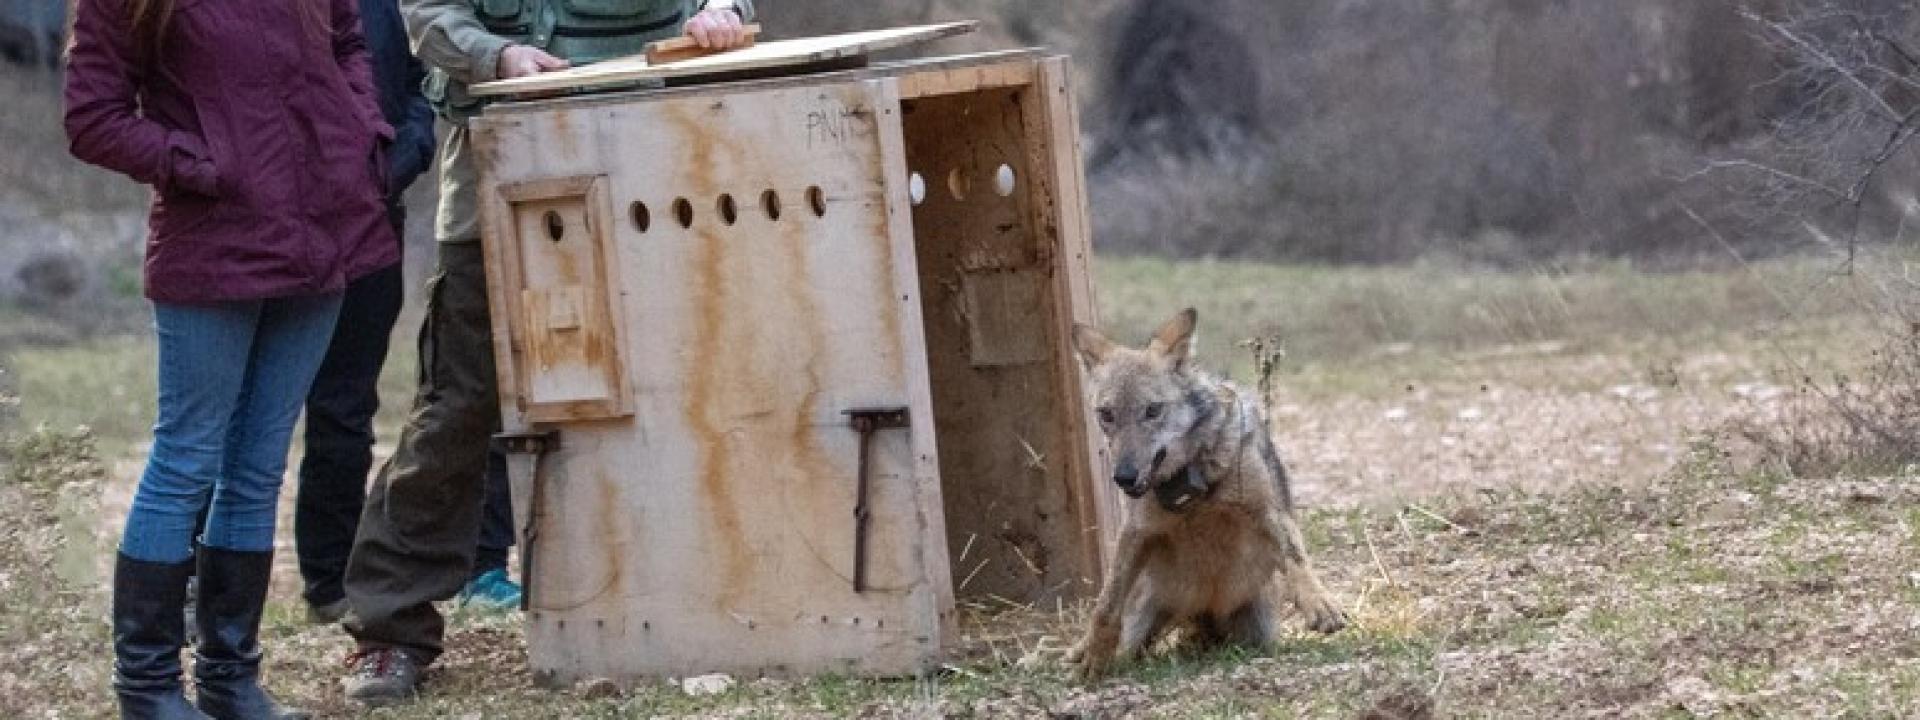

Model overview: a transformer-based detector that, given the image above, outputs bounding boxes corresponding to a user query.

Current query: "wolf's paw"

[1306,605,1350,634]
[1066,632,1117,682]
[1071,653,1111,683]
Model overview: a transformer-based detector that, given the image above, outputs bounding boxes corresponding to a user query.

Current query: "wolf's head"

[1072,308,1210,501]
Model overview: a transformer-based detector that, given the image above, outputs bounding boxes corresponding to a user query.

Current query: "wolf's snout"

[1113,461,1148,498]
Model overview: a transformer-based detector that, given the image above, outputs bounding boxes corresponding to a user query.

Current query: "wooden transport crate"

[469,24,1117,682]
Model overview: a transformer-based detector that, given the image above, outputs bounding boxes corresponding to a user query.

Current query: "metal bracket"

[845,407,910,593]
[494,430,560,612]
[493,429,561,455]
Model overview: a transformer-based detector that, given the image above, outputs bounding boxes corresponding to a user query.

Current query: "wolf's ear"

[1072,323,1116,370]
[1147,307,1199,371]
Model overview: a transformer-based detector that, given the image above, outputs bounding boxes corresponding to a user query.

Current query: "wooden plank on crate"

[644,23,762,65]
[869,75,960,648]
[897,55,1037,99]
[471,21,978,97]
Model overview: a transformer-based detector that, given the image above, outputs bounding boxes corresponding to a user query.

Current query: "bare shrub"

[1704,1,1920,476]
[1738,318,1918,476]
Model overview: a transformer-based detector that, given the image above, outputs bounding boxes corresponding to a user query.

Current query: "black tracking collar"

[1155,463,1213,512]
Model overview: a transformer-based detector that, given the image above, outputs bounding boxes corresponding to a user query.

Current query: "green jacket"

[408,0,756,121]
[403,0,757,242]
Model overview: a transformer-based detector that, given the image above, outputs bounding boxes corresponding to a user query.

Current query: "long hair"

[126,0,175,61]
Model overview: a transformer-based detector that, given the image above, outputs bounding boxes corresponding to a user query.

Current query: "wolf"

[1066,308,1347,679]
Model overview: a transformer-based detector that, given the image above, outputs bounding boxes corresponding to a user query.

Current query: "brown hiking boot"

[343,647,423,707]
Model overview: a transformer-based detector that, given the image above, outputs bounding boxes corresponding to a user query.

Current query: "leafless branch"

[1745,8,1904,122]
[1679,160,1851,201]
[1872,30,1920,70]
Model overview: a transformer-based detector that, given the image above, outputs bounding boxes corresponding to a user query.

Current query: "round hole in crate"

[994,163,1017,197]
[543,210,565,241]
[908,172,926,206]
[946,167,969,201]
[717,193,738,226]
[806,186,826,217]
[673,197,694,228]
[761,189,782,220]
[629,201,650,233]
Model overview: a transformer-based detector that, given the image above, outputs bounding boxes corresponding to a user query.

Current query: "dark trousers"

[249,252,514,608]
[343,241,500,664]
[291,262,405,607]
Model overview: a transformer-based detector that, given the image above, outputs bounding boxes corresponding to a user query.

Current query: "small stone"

[682,673,736,697]
[1702,498,1746,523]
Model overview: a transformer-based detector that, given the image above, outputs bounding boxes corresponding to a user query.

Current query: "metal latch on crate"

[844,407,909,593]
[494,430,560,611]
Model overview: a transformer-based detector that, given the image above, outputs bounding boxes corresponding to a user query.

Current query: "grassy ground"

[5,427,1913,718]
[1,256,1912,718]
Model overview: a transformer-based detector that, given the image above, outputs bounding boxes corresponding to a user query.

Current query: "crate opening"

[902,86,1098,604]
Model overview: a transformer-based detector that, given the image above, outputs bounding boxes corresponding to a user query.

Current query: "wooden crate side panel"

[475,79,949,680]
[1025,57,1120,576]
[900,81,1093,603]
[871,78,961,644]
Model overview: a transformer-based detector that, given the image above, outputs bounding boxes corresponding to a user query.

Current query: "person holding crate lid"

[340,0,755,706]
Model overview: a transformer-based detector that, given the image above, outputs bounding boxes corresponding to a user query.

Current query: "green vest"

[428,0,695,122]
[476,0,692,66]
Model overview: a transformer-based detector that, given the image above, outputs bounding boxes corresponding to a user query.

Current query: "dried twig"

[1404,503,1470,534]
[1363,525,1398,590]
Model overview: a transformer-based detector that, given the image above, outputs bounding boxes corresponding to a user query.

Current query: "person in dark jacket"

[64,0,397,716]
[178,0,529,626]
[287,0,440,627]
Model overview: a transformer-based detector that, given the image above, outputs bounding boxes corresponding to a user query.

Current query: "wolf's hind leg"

[1261,510,1349,634]
[1224,596,1278,648]
[1170,613,1227,656]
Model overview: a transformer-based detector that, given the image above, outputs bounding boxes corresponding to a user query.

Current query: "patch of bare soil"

[1277,341,1798,506]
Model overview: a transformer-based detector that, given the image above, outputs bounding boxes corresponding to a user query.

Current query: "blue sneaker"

[456,568,522,612]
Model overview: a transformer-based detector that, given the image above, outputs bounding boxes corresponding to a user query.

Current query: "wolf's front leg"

[1259,510,1348,634]
[1071,529,1149,681]
[1117,590,1173,660]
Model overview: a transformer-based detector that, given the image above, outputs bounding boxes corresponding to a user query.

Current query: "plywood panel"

[470,22,977,97]
[474,77,950,681]
[1024,58,1121,576]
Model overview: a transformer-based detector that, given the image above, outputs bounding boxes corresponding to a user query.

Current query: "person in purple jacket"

[64,0,398,716]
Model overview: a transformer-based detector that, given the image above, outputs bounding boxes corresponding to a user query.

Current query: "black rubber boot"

[112,553,213,720]
[192,548,309,720]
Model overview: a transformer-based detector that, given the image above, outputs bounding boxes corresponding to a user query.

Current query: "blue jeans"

[120,295,343,563]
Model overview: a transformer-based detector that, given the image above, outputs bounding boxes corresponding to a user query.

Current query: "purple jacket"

[65,0,399,304]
